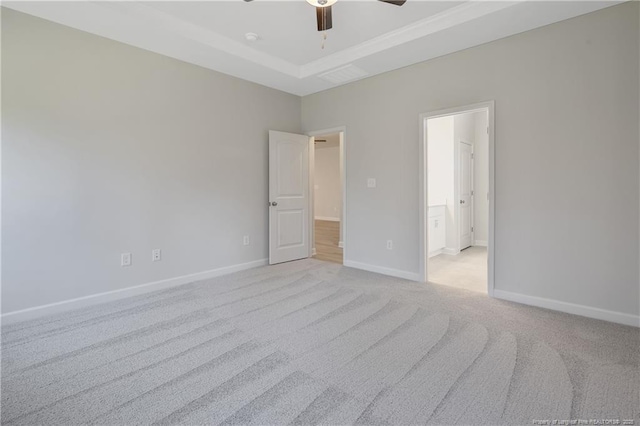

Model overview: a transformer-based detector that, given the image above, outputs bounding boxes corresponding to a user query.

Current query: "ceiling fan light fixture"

[306,0,337,8]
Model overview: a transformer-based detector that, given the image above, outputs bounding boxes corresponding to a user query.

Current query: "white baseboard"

[314,216,340,222]
[428,249,443,258]
[312,248,317,256]
[1,258,268,325]
[338,241,344,248]
[343,260,420,282]
[493,289,639,327]
[443,248,460,256]
[474,240,488,247]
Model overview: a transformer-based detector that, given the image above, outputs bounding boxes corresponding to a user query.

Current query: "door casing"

[419,101,495,296]
[306,126,347,262]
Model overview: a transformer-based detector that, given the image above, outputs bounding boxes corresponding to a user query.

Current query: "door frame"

[306,126,347,262]
[419,101,495,296]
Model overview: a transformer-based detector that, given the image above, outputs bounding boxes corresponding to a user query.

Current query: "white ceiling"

[146,1,464,64]
[5,1,623,96]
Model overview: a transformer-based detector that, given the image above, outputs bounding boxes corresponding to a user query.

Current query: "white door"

[269,130,311,265]
[459,142,473,250]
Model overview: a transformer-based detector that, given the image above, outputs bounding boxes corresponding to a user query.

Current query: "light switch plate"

[121,253,132,267]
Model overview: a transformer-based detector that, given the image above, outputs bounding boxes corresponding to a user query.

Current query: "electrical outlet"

[367,178,377,188]
[152,249,161,262]
[386,240,393,250]
[121,253,132,267]
[243,236,250,246]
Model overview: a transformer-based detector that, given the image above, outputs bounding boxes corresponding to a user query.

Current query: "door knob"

[270,201,278,206]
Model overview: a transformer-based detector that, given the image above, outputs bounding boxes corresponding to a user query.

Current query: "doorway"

[310,131,344,264]
[267,128,346,266]
[419,102,495,294]
[307,126,347,264]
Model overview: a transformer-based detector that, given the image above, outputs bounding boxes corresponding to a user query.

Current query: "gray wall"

[302,2,639,316]
[2,9,301,313]
[3,3,639,320]
[314,143,342,221]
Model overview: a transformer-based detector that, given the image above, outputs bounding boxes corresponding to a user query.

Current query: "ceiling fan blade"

[378,0,407,5]
[316,5,333,31]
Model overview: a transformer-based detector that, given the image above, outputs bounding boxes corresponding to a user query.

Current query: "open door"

[459,141,473,250]
[269,130,311,265]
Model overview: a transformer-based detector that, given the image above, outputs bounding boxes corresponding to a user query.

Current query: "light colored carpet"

[2,259,639,425]
[429,246,487,293]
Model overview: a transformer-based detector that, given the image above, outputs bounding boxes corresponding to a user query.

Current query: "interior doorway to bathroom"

[424,106,491,293]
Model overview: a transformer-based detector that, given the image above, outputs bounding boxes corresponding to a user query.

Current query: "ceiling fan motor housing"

[316,6,333,31]
[247,0,406,32]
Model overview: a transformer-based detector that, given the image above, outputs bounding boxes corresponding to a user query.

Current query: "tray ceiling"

[4,1,623,96]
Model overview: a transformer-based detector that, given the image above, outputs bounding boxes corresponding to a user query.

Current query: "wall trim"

[344,260,420,281]
[443,248,460,256]
[1,258,268,325]
[474,240,488,247]
[314,216,340,222]
[493,289,639,328]
[428,249,444,258]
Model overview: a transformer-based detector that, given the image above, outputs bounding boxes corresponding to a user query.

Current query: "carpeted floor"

[2,259,639,425]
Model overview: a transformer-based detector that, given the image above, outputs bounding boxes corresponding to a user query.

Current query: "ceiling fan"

[243,0,407,32]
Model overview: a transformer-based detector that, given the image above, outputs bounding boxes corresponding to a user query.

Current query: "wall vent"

[317,64,368,84]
